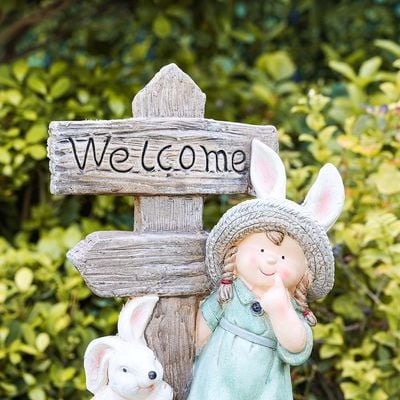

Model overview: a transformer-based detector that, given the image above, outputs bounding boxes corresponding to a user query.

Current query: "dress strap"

[219,318,277,350]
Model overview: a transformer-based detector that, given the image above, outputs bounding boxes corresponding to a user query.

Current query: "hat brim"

[205,199,334,301]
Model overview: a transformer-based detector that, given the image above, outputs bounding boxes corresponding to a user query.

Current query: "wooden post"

[48,63,278,399]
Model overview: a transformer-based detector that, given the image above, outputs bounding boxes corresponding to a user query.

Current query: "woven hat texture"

[205,198,334,301]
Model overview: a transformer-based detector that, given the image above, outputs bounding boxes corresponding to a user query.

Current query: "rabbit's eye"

[281,255,285,260]
[260,249,264,253]
[122,368,128,373]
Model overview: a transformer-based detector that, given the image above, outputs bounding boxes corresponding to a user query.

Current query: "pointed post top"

[132,63,206,118]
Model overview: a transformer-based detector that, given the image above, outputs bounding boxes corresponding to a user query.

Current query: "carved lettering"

[141,140,155,172]
[179,146,195,170]
[110,148,132,173]
[232,150,246,173]
[200,146,228,172]
[69,136,111,170]
[68,136,248,176]
[157,145,172,171]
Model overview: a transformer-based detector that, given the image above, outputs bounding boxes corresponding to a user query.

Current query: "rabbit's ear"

[84,336,118,394]
[250,139,286,200]
[302,163,345,231]
[118,295,159,345]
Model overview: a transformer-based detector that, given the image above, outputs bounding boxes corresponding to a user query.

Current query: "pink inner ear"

[91,348,107,373]
[315,189,331,220]
[254,150,277,192]
[130,308,145,332]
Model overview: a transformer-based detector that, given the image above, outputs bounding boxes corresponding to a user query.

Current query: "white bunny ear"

[84,336,119,394]
[118,295,158,345]
[250,139,286,200]
[302,163,345,231]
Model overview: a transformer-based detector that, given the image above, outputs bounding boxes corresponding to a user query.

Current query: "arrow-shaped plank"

[67,231,209,297]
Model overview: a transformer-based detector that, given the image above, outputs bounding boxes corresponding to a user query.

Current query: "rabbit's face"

[108,343,163,399]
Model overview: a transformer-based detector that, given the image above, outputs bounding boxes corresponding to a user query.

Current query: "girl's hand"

[259,274,292,317]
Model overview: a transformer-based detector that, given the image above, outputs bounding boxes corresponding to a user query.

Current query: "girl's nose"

[266,256,277,265]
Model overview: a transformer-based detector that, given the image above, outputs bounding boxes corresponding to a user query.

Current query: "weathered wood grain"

[145,296,199,400]
[132,65,207,400]
[48,117,278,195]
[134,196,203,233]
[67,231,210,297]
[132,63,206,118]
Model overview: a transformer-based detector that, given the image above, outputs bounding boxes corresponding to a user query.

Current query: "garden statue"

[187,139,345,400]
[84,296,173,400]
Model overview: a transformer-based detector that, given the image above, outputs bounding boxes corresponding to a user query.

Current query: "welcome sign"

[48,117,277,195]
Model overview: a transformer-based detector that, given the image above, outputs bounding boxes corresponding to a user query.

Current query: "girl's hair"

[217,230,317,326]
[218,246,237,304]
[293,268,317,326]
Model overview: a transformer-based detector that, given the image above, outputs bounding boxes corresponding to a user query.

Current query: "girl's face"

[234,232,307,295]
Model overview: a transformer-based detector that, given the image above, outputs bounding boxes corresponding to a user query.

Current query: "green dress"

[187,279,313,400]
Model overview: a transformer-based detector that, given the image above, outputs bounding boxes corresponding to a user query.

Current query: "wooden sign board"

[48,118,277,195]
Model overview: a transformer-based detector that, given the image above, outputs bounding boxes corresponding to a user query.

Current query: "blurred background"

[0,1,399,399]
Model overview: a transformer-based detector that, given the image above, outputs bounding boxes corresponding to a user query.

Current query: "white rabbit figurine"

[84,295,173,400]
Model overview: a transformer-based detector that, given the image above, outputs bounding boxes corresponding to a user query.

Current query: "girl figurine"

[187,139,345,400]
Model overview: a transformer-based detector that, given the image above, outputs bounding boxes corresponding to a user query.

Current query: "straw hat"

[205,140,345,301]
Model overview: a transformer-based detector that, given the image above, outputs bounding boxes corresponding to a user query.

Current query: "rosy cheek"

[240,251,258,265]
[249,254,260,265]
[279,268,291,282]
[237,252,258,271]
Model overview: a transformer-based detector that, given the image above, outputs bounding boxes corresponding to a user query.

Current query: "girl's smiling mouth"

[259,268,275,277]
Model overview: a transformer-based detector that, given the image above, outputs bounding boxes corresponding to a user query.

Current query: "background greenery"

[0,1,399,399]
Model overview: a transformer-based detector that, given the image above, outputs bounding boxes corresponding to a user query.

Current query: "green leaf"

[0,283,7,302]
[15,267,34,292]
[62,225,82,248]
[27,75,47,95]
[309,93,330,112]
[50,61,68,76]
[359,57,382,78]
[12,59,29,82]
[59,367,76,382]
[340,382,365,399]
[108,93,125,117]
[374,39,400,58]
[0,148,12,165]
[35,333,50,352]
[263,51,296,81]
[26,124,47,144]
[333,295,364,320]
[306,112,325,132]
[28,387,46,400]
[329,61,357,81]
[251,84,276,106]
[22,110,38,121]
[153,16,172,38]
[370,163,400,195]
[50,77,71,99]
[26,145,47,160]
[4,89,22,106]
[320,343,342,359]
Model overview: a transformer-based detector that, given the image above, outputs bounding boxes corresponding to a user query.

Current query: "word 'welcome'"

[69,137,247,174]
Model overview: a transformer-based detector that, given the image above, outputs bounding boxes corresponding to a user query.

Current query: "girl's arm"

[259,275,306,353]
[195,311,212,350]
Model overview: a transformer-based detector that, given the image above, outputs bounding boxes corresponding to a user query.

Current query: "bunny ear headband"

[205,139,345,301]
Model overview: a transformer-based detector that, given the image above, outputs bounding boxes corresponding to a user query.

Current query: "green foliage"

[290,44,400,400]
[0,1,399,399]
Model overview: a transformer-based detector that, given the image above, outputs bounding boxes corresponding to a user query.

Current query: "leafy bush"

[288,41,400,400]
[0,2,399,399]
